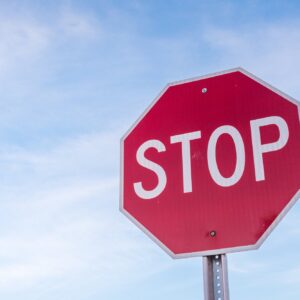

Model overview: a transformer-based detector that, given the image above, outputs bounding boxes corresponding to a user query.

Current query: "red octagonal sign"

[120,68,300,258]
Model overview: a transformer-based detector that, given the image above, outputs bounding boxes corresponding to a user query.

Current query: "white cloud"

[280,266,300,284]
[0,130,120,178]
[203,21,300,95]
[0,18,50,75]
[0,235,84,289]
[229,255,267,274]
[58,8,101,39]
[0,6,102,80]
[0,128,170,294]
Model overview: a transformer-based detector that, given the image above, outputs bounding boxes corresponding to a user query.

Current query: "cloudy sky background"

[0,1,299,299]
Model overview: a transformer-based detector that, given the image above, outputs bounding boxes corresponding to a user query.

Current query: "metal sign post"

[203,254,230,300]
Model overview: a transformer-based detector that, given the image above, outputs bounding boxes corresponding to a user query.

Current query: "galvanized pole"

[203,254,230,300]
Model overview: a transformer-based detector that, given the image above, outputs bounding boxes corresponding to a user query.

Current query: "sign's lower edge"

[120,189,300,259]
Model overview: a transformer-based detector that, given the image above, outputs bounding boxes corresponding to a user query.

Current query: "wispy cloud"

[59,8,100,39]
[0,126,170,295]
[202,20,300,95]
[0,18,50,75]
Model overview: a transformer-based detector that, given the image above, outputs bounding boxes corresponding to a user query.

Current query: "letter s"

[133,140,167,199]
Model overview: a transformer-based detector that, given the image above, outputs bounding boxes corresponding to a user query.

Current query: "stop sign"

[120,68,300,258]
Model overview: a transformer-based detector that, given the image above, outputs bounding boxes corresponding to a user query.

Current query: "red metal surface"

[121,69,300,256]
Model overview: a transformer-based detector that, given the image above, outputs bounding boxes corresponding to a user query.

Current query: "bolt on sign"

[120,68,300,299]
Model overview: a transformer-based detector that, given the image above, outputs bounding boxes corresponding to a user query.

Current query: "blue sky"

[0,1,299,299]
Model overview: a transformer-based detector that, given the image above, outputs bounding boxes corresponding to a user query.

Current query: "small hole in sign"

[210,230,216,237]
